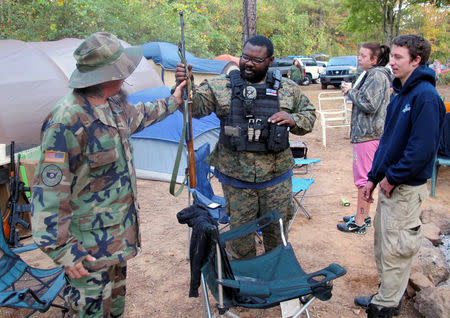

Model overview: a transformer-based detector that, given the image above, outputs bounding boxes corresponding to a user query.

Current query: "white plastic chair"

[317,92,350,147]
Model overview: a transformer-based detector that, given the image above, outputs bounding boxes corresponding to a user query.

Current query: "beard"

[239,63,269,83]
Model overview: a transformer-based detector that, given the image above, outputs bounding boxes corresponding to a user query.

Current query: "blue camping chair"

[431,112,450,197]
[0,209,67,317]
[188,143,229,225]
[200,210,346,318]
[186,143,229,259]
[290,159,321,230]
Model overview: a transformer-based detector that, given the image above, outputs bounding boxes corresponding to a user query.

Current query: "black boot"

[367,303,395,318]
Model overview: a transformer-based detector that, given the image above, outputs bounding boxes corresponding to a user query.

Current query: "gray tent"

[0,38,164,151]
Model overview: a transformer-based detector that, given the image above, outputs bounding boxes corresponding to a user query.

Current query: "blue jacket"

[368,65,445,186]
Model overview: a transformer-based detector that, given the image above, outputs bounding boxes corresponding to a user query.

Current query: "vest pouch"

[231,135,247,151]
[267,123,290,152]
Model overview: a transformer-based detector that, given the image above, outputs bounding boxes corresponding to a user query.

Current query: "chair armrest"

[294,158,321,165]
[191,189,222,209]
[219,279,270,298]
[436,157,450,166]
[220,210,281,243]
[12,243,39,254]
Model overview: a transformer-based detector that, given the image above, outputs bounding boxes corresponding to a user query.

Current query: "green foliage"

[258,0,351,57]
[0,0,447,61]
[402,3,449,62]
[342,0,384,44]
[0,0,354,58]
[437,72,450,86]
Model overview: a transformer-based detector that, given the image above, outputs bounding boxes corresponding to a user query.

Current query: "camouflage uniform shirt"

[191,75,316,183]
[32,92,178,270]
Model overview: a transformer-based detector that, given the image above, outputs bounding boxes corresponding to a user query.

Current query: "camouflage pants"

[64,261,127,318]
[222,178,294,259]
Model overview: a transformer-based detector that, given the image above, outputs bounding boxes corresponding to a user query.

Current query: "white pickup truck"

[297,57,322,85]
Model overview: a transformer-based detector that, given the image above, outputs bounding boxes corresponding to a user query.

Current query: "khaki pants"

[371,184,427,308]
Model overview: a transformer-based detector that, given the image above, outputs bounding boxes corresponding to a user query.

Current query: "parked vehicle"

[297,57,321,85]
[319,56,360,89]
[268,57,295,77]
[317,61,327,75]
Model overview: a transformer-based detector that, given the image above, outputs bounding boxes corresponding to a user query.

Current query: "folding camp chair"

[431,112,450,197]
[200,210,346,318]
[188,143,229,225]
[186,143,230,258]
[0,208,68,317]
[290,159,321,229]
[290,141,309,175]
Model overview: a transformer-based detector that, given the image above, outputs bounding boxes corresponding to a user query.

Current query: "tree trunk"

[385,1,395,46]
[379,0,387,44]
[317,7,324,29]
[242,0,257,47]
[395,0,403,38]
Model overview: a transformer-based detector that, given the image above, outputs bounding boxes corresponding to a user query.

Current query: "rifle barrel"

[179,11,196,188]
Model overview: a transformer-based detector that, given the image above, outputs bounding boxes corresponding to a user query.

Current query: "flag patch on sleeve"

[44,151,66,163]
[266,88,278,96]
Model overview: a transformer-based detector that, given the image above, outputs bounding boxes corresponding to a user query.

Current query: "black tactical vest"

[218,70,289,153]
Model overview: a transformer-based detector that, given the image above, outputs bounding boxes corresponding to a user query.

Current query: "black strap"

[229,70,245,89]
[169,106,189,197]
[228,70,245,101]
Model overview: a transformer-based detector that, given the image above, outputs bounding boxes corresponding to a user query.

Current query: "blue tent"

[128,86,220,182]
[142,42,236,74]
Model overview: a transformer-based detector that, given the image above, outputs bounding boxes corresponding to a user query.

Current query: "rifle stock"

[2,142,14,239]
[179,11,197,188]
[2,210,11,240]
[1,142,31,246]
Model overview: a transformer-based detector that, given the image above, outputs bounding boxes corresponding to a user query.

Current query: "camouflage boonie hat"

[68,32,143,88]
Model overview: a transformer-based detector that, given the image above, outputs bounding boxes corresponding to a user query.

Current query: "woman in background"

[337,42,393,234]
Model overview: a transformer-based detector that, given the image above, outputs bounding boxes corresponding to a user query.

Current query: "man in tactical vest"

[176,35,316,259]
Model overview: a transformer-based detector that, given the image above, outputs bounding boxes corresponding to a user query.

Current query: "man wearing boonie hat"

[31,32,185,317]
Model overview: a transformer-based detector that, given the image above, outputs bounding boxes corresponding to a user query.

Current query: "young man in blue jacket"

[354,34,445,318]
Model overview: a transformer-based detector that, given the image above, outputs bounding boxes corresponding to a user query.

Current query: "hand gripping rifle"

[170,11,197,196]
[1,141,31,246]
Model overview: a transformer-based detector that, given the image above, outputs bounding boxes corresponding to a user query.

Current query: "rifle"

[178,10,196,189]
[1,141,31,246]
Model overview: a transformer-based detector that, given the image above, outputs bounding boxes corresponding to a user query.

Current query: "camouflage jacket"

[347,66,393,143]
[288,65,304,83]
[191,75,316,183]
[31,92,178,270]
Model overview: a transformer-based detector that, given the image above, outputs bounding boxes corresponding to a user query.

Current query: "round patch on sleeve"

[41,164,63,187]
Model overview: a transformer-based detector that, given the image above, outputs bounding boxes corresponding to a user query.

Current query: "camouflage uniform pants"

[64,261,127,318]
[222,178,294,259]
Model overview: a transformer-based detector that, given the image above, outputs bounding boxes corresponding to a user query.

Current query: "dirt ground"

[2,84,449,318]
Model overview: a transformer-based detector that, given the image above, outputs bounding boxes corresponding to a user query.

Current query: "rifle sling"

[169,105,189,197]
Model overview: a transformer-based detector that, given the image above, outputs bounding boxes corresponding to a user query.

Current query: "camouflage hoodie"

[31,92,178,270]
[347,66,393,143]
